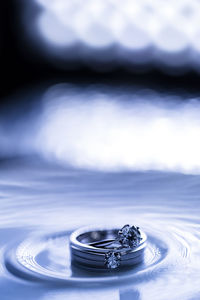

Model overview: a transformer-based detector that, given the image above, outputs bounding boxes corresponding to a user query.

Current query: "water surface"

[1,157,200,300]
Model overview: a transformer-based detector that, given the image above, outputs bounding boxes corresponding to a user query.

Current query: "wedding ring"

[70,225,147,270]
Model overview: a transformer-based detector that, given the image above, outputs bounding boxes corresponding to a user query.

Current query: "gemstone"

[105,251,121,269]
[118,224,142,248]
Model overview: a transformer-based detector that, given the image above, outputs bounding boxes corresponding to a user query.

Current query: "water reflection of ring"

[70,225,147,270]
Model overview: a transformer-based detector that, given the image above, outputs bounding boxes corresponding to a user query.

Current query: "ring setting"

[70,224,147,270]
[105,251,121,269]
[118,224,142,248]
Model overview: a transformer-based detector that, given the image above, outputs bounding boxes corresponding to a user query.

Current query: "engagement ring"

[70,225,147,270]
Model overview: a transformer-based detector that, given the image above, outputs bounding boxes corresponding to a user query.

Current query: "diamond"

[105,251,121,269]
[118,224,142,248]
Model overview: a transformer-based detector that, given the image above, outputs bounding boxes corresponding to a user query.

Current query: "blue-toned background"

[1,1,200,299]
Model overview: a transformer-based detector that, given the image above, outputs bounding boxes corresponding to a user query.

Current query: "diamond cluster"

[105,251,121,269]
[118,224,142,248]
[105,224,142,269]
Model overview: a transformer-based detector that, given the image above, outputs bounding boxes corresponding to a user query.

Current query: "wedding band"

[70,225,147,270]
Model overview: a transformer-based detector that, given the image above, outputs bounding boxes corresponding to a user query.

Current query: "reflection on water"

[1,158,200,299]
[120,289,140,300]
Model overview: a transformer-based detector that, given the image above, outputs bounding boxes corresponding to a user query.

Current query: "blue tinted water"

[1,157,200,300]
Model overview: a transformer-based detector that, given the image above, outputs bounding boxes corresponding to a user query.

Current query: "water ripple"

[1,159,200,299]
[4,230,167,285]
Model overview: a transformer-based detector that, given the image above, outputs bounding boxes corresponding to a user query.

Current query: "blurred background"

[2,0,200,172]
[2,1,200,300]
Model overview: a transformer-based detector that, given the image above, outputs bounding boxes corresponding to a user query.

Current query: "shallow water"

[1,157,200,300]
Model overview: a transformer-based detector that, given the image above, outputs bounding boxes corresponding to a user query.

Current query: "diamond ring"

[70,225,147,270]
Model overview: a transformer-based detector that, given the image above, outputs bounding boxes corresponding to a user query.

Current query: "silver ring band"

[70,226,147,270]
